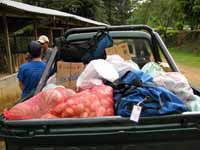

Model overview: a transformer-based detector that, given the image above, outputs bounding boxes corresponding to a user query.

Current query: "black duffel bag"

[59,31,113,64]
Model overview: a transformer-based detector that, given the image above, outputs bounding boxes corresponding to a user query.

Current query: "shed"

[0,0,108,74]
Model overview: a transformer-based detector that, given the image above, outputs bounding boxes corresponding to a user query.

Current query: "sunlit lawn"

[169,48,200,67]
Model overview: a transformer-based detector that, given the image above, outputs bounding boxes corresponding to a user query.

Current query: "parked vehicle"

[1,25,200,150]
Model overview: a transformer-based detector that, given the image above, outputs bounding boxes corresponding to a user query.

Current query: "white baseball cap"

[38,35,49,44]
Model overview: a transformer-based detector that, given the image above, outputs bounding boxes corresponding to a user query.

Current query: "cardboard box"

[69,63,85,89]
[56,61,85,89]
[116,43,132,60]
[106,42,132,60]
[105,46,117,55]
[56,61,71,88]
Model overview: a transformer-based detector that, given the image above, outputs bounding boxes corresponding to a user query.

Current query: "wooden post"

[49,27,53,46]
[61,29,64,36]
[34,21,38,39]
[2,14,14,74]
[47,17,54,46]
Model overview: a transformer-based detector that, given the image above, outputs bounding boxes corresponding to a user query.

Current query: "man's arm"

[17,65,24,91]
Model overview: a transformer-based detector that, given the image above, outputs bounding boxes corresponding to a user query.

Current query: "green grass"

[169,47,200,67]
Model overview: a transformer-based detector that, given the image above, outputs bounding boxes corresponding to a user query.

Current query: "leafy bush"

[155,26,165,35]
[176,22,184,30]
[164,30,179,47]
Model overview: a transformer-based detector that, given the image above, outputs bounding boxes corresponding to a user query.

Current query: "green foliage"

[130,0,183,37]
[19,0,133,25]
[16,0,199,30]
[177,0,200,29]
[165,30,200,54]
[176,22,184,30]
[156,26,165,34]
[21,0,103,20]
[164,30,179,47]
[129,0,152,25]
[14,25,33,35]
[102,0,133,25]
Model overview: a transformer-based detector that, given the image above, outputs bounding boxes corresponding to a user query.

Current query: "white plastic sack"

[77,59,119,89]
[126,60,140,70]
[186,95,200,111]
[46,73,57,84]
[153,72,194,103]
[106,55,140,77]
[42,83,65,91]
[142,62,164,78]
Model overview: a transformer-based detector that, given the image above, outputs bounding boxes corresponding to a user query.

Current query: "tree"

[177,0,200,29]
[102,0,132,25]
[129,0,152,24]
[150,0,179,35]
[18,0,102,20]
[130,0,181,36]
[114,0,132,25]
[15,0,134,25]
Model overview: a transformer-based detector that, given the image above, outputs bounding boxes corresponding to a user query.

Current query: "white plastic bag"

[153,72,194,103]
[42,83,65,91]
[77,59,119,89]
[46,73,57,84]
[142,62,164,78]
[187,95,200,111]
[106,55,140,77]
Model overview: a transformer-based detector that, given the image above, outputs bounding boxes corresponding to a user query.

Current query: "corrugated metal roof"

[0,0,108,26]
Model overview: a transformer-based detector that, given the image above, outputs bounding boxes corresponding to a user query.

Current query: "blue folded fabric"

[115,70,188,117]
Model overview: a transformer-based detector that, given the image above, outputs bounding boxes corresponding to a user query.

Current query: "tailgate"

[1,114,200,150]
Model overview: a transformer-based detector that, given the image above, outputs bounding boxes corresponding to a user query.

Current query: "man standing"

[17,41,46,98]
[38,35,53,62]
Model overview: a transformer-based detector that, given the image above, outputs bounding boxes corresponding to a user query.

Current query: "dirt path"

[176,63,200,88]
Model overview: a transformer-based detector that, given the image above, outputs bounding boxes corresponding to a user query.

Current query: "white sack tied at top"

[106,54,140,78]
[76,59,119,89]
[153,71,194,103]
